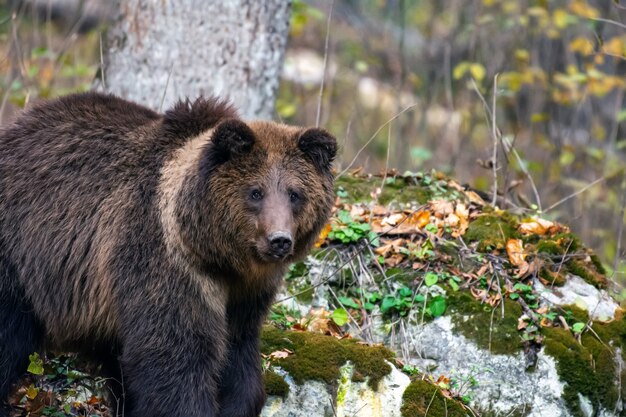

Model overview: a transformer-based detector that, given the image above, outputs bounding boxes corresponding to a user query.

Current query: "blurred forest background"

[0,0,625,286]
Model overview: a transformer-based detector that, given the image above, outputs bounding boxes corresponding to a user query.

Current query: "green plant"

[381,286,422,317]
[509,282,538,308]
[269,305,302,329]
[328,210,379,245]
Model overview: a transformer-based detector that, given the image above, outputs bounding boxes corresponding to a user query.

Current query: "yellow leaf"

[514,49,530,63]
[469,63,486,81]
[569,1,599,19]
[26,385,39,400]
[453,62,470,80]
[602,37,626,57]
[570,37,594,55]
[552,8,570,29]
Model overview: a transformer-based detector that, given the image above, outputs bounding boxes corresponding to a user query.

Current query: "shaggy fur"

[0,92,336,417]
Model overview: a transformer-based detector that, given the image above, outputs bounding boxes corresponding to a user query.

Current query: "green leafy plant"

[331,307,350,326]
[328,210,379,246]
[269,305,301,329]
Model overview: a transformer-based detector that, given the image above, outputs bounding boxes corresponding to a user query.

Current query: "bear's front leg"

[120,307,228,417]
[218,294,273,417]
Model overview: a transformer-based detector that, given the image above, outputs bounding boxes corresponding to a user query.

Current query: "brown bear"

[0,92,336,417]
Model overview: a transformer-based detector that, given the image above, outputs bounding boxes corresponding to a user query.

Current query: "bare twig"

[424,386,438,417]
[99,31,106,90]
[590,17,626,30]
[501,136,542,211]
[338,103,419,177]
[377,124,393,204]
[613,170,626,277]
[544,176,606,213]
[159,65,174,113]
[491,74,499,206]
[316,0,334,128]
[470,77,500,206]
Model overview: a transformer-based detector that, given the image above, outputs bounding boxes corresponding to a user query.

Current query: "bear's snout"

[267,231,293,258]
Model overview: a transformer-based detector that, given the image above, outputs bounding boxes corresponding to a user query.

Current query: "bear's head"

[163,117,336,283]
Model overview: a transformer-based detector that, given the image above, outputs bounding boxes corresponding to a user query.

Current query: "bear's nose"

[268,232,293,257]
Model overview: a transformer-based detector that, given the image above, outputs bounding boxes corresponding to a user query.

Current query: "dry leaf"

[518,315,530,330]
[415,210,431,228]
[350,205,366,218]
[381,213,404,226]
[269,349,293,359]
[506,239,527,267]
[430,200,454,218]
[519,218,555,235]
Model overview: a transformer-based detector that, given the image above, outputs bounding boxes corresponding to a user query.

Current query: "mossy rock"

[531,232,607,289]
[263,370,290,398]
[260,326,394,390]
[334,173,469,206]
[464,213,520,251]
[448,292,523,355]
[401,380,468,417]
[543,307,626,416]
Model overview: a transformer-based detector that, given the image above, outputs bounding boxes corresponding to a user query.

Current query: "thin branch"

[315,0,334,128]
[99,31,106,90]
[470,77,498,205]
[159,65,174,113]
[338,103,419,177]
[491,74,499,206]
[590,17,626,30]
[501,136,542,211]
[544,176,606,213]
[613,170,626,276]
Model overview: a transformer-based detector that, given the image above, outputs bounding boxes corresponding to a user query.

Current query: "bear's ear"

[298,128,337,172]
[201,119,256,175]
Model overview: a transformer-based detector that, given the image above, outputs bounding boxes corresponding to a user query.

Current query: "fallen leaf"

[381,213,404,226]
[430,200,454,218]
[415,210,431,228]
[518,315,530,330]
[269,349,293,360]
[506,239,527,267]
[519,218,555,235]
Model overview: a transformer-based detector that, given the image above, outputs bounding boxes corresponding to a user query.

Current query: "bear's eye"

[250,189,263,201]
[289,191,302,204]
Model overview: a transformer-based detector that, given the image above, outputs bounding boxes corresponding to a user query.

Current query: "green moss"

[565,259,607,289]
[464,214,520,251]
[335,175,432,205]
[589,253,607,275]
[260,326,394,390]
[536,240,565,255]
[531,233,607,288]
[538,265,567,286]
[401,380,467,417]
[263,370,289,398]
[543,307,626,416]
[448,292,523,354]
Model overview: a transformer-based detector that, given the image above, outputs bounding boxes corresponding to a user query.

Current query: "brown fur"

[0,92,336,417]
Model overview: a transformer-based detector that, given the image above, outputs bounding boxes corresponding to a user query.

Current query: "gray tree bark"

[97,0,292,120]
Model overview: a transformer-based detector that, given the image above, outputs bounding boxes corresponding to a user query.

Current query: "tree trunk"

[97,0,291,120]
